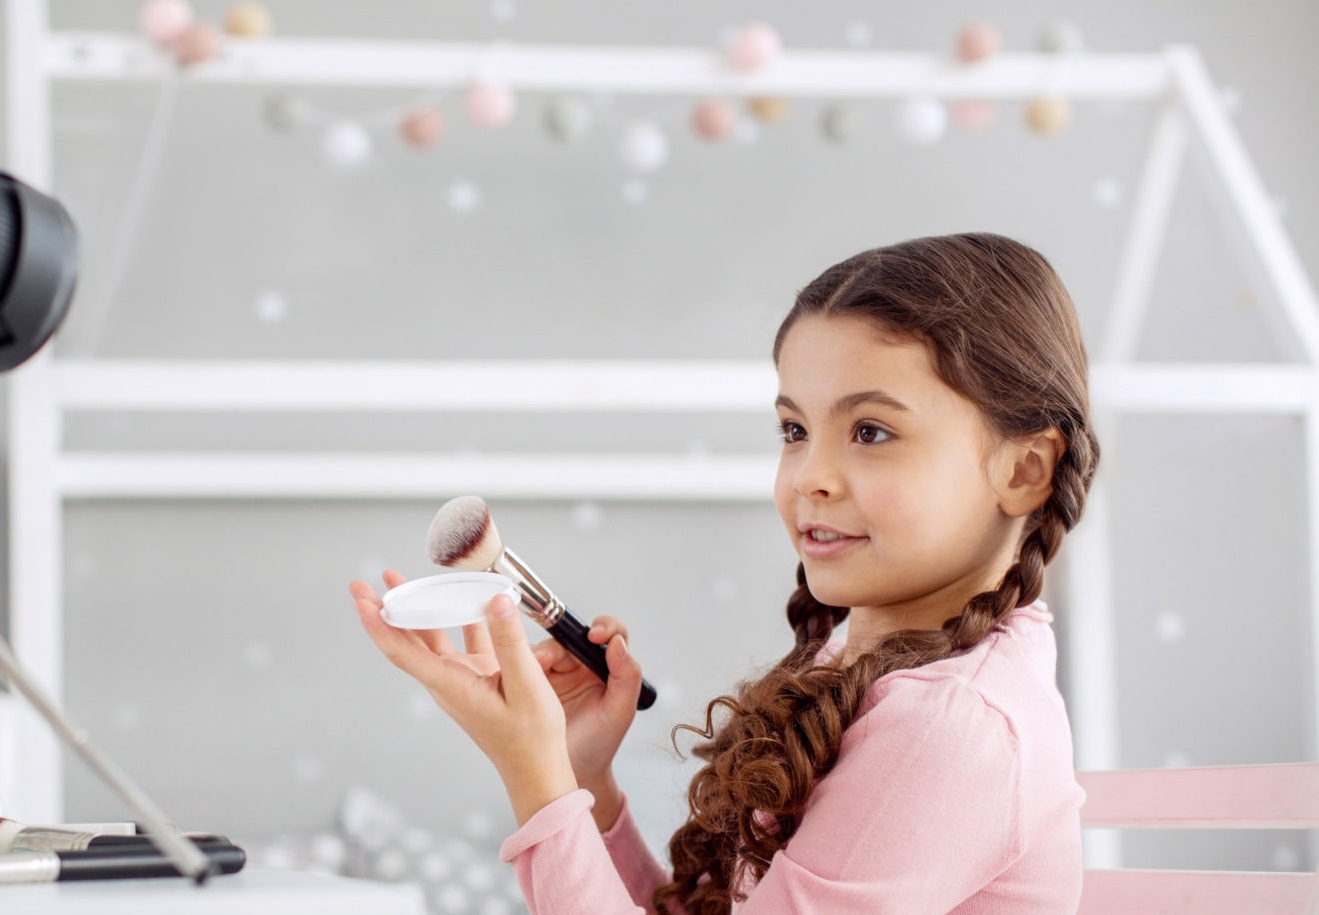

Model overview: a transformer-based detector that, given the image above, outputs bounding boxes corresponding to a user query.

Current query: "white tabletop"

[0,867,427,914]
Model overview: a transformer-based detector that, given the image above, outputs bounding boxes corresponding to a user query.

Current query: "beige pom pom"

[1025,95,1072,135]
[747,96,790,123]
[225,2,272,38]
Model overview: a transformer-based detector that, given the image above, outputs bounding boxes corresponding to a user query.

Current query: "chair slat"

[1078,869,1316,915]
[1079,763,1319,828]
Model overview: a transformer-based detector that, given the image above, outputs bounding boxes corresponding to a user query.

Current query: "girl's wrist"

[582,769,624,832]
[500,750,580,828]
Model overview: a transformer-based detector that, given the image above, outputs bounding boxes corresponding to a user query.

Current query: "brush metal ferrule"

[0,851,60,884]
[489,547,565,628]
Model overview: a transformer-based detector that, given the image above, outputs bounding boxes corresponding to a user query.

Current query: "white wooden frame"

[4,4,1317,870]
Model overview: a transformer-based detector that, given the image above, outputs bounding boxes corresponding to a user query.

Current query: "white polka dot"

[420,850,452,882]
[291,754,323,784]
[310,833,346,870]
[465,861,496,890]
[1154,611,1186,643]
[242,641,273,671]
[1271,843,1302,870]
[570,501,605,532]
[711,576,738,604]
[260,842,297,869]
[449,180,482,214]
[254,289,288,324]
[402,827,432,853]
[373,847,410,881]
[1163,750,1191,769]
[480,896,515,915]
[408,693,437,719]
[1092,177,1124,210]
[436,884,471,913]
[844,21,873,47]
[622,178,649,205]
[112,702,142,731]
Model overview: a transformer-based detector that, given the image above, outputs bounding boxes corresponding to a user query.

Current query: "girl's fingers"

[350,580,439,674]
[462,619,495,656]
[484,594,545,703]
[588,615,630,645]
[382,568,407,590]
[602,634,644,718]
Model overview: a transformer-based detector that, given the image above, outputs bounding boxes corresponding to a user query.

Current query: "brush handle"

[546,611,657,711]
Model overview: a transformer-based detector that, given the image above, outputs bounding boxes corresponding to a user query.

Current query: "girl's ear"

[996,428,1064,517]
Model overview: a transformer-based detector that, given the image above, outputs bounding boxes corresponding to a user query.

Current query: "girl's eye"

[854,422,890,445]
[778,420,807,444]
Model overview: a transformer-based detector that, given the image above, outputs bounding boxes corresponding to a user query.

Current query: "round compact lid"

[380,571,520,629]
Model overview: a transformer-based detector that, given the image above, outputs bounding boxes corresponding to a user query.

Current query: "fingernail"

[617,636,628,657]
[491,595,515,619]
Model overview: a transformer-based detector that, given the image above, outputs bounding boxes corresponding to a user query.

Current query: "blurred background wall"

[1,0,1317,901]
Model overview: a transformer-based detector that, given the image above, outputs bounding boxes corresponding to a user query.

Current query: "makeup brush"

[427,496,657,711]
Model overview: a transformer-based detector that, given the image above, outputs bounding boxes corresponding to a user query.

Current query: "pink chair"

[1077,763,1319,914]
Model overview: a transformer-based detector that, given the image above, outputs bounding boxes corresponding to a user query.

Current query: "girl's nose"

[794,444,843,499]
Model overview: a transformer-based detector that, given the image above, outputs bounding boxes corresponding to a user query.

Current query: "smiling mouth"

[808,529,852,542]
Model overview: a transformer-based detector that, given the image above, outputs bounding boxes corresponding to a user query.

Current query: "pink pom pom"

[139,0,193,47]
[401,107,445,148]
[692,98,737,141]
[174,20,220,66]
[728,22,782,72]
[956,21,1002,64]
[464,83,516,129]
[951,99,997,131]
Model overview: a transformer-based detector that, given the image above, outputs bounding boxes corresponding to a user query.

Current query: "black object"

[56,843,246,880]
[548,612,658,710]
[0,170,78,371]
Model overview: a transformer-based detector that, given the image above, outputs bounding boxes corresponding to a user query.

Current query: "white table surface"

[0,866,428,913]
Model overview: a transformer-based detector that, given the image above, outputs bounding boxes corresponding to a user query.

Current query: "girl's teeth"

[811,530,843,542]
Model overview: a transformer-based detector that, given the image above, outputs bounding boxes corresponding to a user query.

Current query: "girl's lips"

[799,531,868,560]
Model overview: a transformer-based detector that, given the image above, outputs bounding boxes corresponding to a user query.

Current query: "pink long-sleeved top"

[500,601,1084,914]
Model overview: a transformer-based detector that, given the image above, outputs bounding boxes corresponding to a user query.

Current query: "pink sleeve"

[737,674,1023,913]
[499,789,675,915]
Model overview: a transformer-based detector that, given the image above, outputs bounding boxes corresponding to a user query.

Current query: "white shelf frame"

[4,4,1318,871]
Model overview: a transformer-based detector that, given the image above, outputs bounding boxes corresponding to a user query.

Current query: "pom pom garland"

[1025,95,1073,134]
[139,0,193,47]
[727,22,782,72]
[400,107,445,149]
[321,121,373,169]
[747,96,790,123]
[893,97,947,146]
[464,83,517,129]
[174,20,221,66]
[619,121,669,173]
[543,97,595,142]
[224,2,273,38]
[951,99,997,132]
[956,22,1002,63]
[692,98,737,141]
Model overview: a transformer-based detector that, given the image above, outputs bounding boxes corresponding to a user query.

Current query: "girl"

[349,232,1099,914]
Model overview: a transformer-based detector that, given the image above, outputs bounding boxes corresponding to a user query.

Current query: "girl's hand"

[349,570,578,826]
[531,615,643,830]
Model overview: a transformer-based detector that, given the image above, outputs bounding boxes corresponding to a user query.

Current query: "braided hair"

[654,234,1100,914]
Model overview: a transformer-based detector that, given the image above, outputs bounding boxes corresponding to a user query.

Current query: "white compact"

[380,571,520,629]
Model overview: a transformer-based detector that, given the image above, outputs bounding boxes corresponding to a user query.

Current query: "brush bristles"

[427,495,504,570]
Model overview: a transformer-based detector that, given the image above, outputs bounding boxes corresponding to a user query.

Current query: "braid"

[785,562,849,649]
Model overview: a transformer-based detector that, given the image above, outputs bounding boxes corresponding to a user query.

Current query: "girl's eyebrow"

[775,390,912,418]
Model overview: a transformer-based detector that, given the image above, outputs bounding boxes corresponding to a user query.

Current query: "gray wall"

[3,0,1317,877]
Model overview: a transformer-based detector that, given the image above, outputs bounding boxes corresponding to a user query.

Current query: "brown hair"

[654,233,1100,914]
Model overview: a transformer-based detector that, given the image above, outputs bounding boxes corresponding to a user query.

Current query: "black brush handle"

[57,844,246,880]
[547,611,657,710]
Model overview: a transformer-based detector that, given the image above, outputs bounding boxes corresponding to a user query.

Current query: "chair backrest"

[1077,762,1319,915]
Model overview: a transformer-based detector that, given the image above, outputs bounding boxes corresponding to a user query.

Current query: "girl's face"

[773,314,1022,625]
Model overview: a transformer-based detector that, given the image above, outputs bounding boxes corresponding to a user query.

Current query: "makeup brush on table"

[427,496,657,711]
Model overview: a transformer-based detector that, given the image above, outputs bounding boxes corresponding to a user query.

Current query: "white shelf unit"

[4,3,1318,865]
